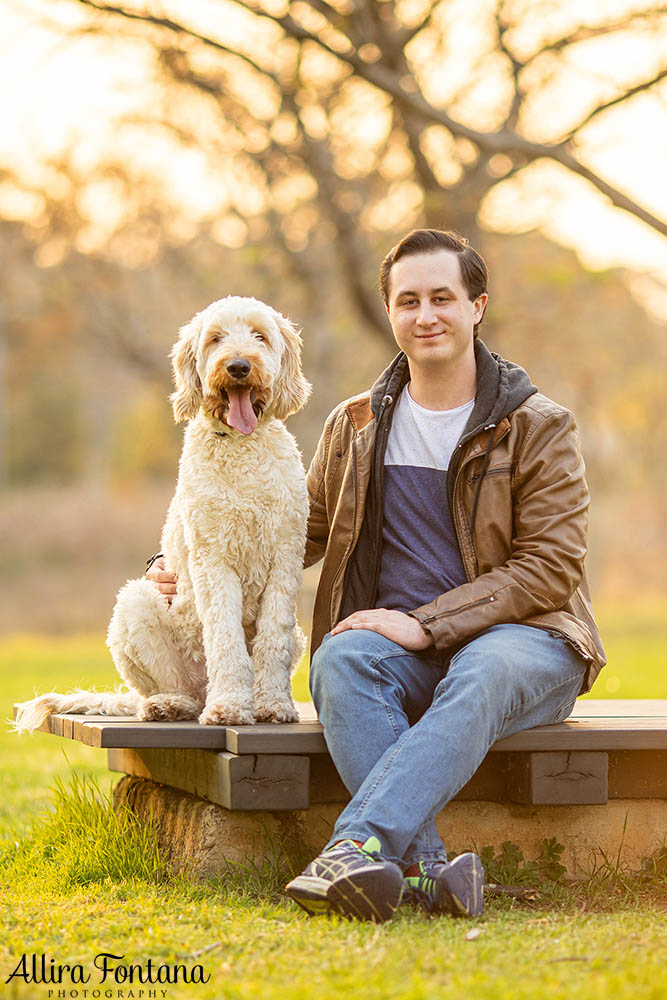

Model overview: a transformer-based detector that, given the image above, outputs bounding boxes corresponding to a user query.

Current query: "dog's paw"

[139,695,201,721]
[199,703,255,726]
[254,701,300,724]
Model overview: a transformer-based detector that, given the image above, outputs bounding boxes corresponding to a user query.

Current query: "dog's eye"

[252,331,265,342]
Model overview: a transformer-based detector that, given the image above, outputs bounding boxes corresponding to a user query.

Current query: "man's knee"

[309,629,392,703]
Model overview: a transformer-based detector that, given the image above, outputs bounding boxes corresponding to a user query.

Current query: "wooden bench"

[20,699,667,810]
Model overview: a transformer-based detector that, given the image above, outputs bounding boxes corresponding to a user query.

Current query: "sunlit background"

[1,0,665,701]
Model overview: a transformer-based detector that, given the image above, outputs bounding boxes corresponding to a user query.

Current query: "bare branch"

[76,0,277,79]
[75,0,667,241]
[223,0,667,237]
[526,7,667,60]
[562,65,667,139]
[495,0,524,130]
[397,0,442,48]
[553,146,667,236]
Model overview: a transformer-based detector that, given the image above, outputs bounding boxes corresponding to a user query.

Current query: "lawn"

[1,601,666,1000]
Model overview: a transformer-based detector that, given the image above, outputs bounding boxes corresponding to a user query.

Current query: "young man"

[150,229,605,921]
[283,229,605,922]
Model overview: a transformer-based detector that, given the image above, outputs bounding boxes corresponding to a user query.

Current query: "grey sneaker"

[402,852,485,916]
[285,837,404,922]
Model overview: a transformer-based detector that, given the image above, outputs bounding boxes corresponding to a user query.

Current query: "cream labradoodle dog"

[16,296,311,731]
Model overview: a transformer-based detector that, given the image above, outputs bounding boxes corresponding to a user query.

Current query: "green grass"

[1,774,666,1000]
[1,603,666,999]
[581,599,667,699]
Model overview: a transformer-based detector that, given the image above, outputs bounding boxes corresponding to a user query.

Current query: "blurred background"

[1,0,666,700]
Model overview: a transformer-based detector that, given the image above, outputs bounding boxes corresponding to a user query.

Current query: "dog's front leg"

[252,542,304,724]
[189,555,255,726]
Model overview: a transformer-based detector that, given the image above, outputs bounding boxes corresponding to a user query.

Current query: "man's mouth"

[415,330,446,339]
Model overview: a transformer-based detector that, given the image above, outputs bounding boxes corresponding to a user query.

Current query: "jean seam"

[349,736,406,820]
[373,666,402,740]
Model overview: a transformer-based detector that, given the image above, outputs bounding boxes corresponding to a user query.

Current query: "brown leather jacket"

[305,341,606,693]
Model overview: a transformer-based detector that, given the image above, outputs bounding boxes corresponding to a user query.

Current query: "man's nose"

[416,300,437,325]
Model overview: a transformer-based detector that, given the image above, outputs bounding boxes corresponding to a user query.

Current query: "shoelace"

[330,841,404,868]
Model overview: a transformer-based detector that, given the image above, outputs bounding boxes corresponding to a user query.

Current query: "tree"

[46,0,667,340]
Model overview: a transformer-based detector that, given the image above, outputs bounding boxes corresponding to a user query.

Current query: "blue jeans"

[310,623,587,865]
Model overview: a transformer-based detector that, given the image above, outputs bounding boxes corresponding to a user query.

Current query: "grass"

[1,774,666,1000]
[1,601,666,999]
[581,597,667,700]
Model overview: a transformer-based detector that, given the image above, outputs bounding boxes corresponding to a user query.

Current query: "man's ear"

[272,312,312,420]
[170,315,203,421]
[473,293,488,325]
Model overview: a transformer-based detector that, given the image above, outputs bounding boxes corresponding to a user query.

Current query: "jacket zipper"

[451,422,510,581]
[329,433,359,624]
[420,593,497,624]
[468,466,511,484]
[368,393,393,604]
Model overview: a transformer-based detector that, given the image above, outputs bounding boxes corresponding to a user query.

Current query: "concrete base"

[114,776,667,878]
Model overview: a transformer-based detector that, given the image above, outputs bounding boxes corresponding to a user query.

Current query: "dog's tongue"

[226,387,257,435]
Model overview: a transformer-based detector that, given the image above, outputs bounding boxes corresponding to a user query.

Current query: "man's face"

[386,249,487,370]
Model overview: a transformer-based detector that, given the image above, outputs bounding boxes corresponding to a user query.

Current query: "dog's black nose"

[226,358,251,380]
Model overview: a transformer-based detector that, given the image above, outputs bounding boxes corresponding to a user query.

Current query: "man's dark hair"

[379,229,488,337]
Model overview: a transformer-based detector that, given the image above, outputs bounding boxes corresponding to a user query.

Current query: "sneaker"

[285,837,404,923]
[402,852,485,917]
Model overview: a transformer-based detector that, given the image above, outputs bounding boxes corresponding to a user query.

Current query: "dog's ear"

[170,316,203,421]
[272,313,312,420]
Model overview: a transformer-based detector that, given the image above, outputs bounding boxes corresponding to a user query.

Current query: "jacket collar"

[368,339,538,436]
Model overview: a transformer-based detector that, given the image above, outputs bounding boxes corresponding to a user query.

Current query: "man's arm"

[411,407,589,647]
[304,407,339,568]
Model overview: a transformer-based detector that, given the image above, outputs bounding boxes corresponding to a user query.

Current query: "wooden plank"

[108,747,309,810]
[15,701,667,753]
[572,700,667,718]
[505,751,608,805]
[227,717,667,754]
[225,721,328,755]
[310,751,667,805]
[297,698,667,720]
[76,720,228,749]
[493,718,667,751]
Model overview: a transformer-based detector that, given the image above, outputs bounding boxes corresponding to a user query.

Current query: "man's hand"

[330,608,433,650]
[146,556,178,604]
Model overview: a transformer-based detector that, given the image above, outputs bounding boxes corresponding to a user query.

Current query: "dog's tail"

[13,689,140,734]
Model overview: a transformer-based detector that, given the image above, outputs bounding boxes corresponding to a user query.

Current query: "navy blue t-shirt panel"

[375,464,467,612]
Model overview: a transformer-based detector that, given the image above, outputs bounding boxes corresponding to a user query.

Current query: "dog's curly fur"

[15,296,311,732]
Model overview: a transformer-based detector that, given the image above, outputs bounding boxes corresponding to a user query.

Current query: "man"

[282,229,605,922]
[150,229,605,923]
